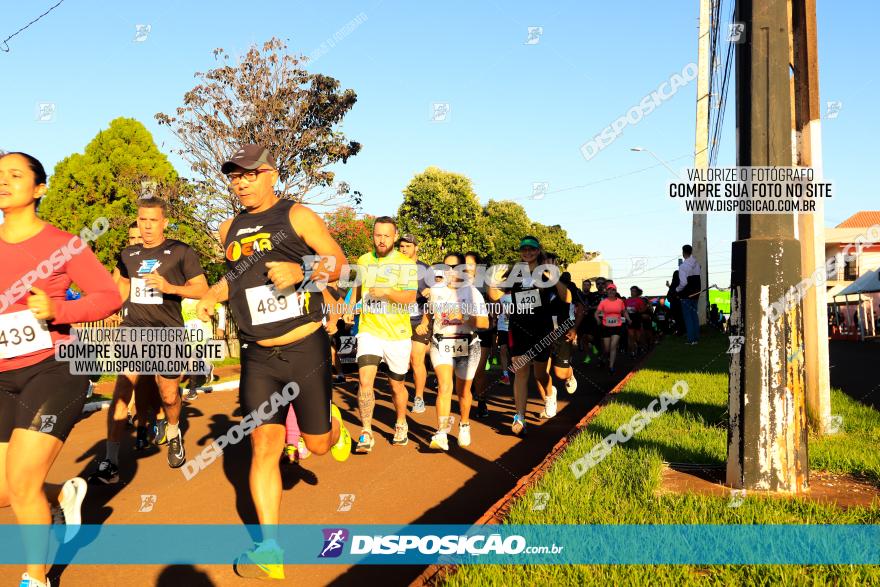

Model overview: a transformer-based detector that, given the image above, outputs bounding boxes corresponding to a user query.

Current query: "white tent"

[838,269,880,295]
[832,269,880,339]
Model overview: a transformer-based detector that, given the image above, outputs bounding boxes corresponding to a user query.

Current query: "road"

[0,352,636,587]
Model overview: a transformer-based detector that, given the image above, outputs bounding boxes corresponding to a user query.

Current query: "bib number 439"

[246,284,304,326]
[0,310,53,359]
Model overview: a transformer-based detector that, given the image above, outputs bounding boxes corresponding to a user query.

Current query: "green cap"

[519,237,540,249]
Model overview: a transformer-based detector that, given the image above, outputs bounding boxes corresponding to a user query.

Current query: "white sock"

[106,441,120,465]
[166,422,179,440]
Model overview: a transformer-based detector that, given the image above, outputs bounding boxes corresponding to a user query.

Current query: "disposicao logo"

[318,528,349,558]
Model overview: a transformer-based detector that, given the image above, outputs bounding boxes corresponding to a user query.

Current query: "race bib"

[246,284,303,326]
[441,338,469,357]
[130,277,163,305]
[657,315,666,321]
[515,289,541,311]
[605,316,620,327]
[0,310,53,359]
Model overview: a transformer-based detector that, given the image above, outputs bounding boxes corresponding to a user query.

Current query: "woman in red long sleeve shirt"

[0,152,122,587]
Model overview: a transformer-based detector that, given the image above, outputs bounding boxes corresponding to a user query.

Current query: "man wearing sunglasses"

[196,144,351,580]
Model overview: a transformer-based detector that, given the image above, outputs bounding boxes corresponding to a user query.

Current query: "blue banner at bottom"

[3,524,879,565]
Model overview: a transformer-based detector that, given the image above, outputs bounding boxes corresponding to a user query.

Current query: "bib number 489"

[246,285,304,326]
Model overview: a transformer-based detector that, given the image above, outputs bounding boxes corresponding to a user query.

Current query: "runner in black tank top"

[195,145,351,581]
[486,236,570,437]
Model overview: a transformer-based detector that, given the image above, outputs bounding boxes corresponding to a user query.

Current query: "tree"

[40,118,219,271]
[155,37,362,239]
[324,206,375,263]
[397,167,488,264]
[530,222,586,267]
[483,199,533,265]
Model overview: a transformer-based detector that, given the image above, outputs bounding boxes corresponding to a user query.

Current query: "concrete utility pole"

[791,0,832,433]
[727,0,809,493]
[693,0,711,325]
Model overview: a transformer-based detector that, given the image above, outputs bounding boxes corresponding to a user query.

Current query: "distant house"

[566,257,612,288]
[824,211,880,339]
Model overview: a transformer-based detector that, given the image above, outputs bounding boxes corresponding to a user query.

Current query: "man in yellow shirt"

[349,216,418,452]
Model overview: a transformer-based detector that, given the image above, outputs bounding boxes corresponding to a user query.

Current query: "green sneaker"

[234,540,285,580]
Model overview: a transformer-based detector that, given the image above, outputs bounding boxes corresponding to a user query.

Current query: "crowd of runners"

[0,146,682,585]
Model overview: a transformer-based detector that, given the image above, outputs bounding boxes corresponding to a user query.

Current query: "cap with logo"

[221,144,277,174]
[519,237,540,249]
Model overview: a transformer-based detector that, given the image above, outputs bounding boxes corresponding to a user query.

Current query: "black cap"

[221,144,277,174]
[400,234,418,245]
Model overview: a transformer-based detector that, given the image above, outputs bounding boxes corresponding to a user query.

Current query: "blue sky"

[0,0,874,294]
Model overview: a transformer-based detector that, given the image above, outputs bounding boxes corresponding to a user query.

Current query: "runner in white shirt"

[420,253,489,450]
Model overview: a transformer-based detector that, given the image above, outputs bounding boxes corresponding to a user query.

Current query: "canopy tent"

[838,268,880,296]
[830,272,879,340]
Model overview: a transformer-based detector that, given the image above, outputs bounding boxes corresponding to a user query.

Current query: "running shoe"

[19,573,50,587]
[355,430,375,454]
[86,381,95,399]
[329,404,351,462]
[283,443,297,463]
[167,432,186,469]
[297,437,311,460]
[541,388,557,419]
[88,459,119,485]
[392,422,409,446]
[476,400,489,419]
[511,414,526,436]
[233,540,285,580]
[582,354,592,365]
[491,356,499,366]
[126,412,134,429]
[501,372,511,385]
[152,419,169,446]
[458,422,472,448]
[412,396,426,414]
[484,360,492,371]
[332,374,346,384]
[565,377,578,395]
[183,388,198,401]
[134,426,149,451]
[429,431,449,451]
[57,477,87,543]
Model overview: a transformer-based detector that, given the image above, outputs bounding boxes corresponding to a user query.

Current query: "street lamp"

[630,146,682,178]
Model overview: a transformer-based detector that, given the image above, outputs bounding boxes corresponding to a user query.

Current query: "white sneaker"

[58,477,87,543]
[430,431,449,451]
[541,387,557,419]
[565,377,578,394]
[458,423,471,447]
[20,573,50,587]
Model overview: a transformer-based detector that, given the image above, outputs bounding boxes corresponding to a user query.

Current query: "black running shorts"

[239,328,332,435]
[551,338,574,368]
[0,356,89,443]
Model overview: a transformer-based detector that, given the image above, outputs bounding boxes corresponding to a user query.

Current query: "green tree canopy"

[530,222,586,267]
[397,167,488,264]
[483,199,533,265]
[155,37,362,240]
[40,117,219,273]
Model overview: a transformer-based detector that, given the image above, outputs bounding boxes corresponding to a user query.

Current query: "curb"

[409,355,650,587]
[80,379,241,414]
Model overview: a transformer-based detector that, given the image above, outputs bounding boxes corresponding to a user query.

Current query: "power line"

[1,0,66,53]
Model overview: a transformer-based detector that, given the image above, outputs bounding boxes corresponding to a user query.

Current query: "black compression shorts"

[239,328,332,435]
[0,356,89,443]
[551,338,574,368]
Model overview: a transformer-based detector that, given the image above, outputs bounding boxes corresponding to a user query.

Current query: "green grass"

[446,329,880,586]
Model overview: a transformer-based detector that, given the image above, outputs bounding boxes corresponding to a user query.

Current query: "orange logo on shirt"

[226,233,273,261]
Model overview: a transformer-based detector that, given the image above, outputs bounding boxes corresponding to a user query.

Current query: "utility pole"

[727,0,809,493]
[693,0,711,325]
[791,0,832,433]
